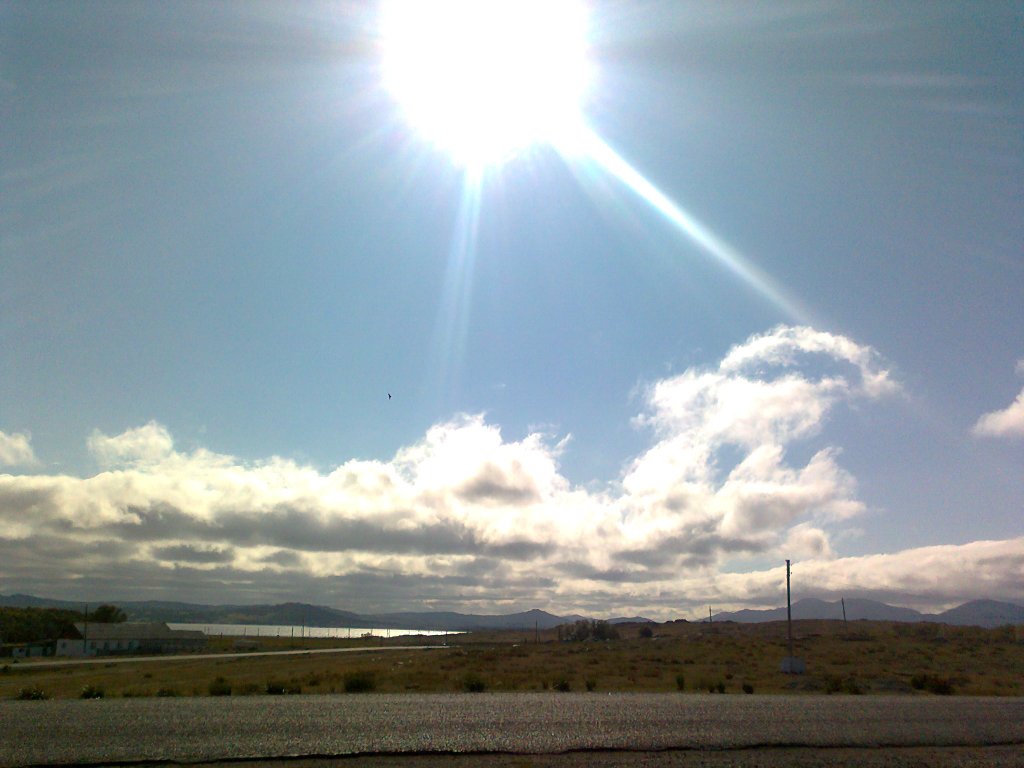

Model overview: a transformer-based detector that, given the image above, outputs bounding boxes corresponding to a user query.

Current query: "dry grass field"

[2,619,1021,700]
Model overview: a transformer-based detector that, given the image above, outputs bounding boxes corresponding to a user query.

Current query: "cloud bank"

[2,327,1021,617]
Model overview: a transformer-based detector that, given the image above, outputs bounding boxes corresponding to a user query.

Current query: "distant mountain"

[712,597,1024,628]
[0,595,589,632]
[932,599,1024,628]
[0,593,84,610]
[370,608,585,631]
[608,616,655,625]
[5,593,1018,631]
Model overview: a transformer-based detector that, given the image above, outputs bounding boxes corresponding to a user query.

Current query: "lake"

[168,622,455,639]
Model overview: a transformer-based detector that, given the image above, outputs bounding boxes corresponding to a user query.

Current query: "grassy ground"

[2,619,1021,700]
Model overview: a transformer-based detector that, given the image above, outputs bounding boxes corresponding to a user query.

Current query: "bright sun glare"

[381,0,590,168]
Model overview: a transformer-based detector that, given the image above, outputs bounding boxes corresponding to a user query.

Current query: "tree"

[0,608,82,643]
[89,604,127,623]
[564,619,619,642]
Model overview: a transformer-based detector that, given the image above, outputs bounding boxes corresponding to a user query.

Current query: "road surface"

[0,693,1021,766]
[8,644,445,669]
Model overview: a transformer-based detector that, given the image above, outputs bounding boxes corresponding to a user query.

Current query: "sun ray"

[427,166,485,408]
[558,124,812,324]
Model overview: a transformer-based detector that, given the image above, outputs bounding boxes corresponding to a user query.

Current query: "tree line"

[0,604,127,644]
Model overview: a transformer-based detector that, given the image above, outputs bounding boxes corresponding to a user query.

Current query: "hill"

[711,597,1024,628]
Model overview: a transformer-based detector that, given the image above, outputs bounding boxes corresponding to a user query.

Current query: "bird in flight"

[388,393,391,400]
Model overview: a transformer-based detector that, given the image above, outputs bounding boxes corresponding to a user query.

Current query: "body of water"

[168,623,454,639]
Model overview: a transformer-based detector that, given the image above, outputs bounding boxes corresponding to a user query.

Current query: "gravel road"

[1,694,1021,766]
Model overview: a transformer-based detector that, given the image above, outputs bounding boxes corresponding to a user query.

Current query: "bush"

[1,665,10,675]
[463,674,486,693]
[639,626,654,638]
[742,683,754,694]
[265,680,287,695]
[80,684,104,699]
[843,678,864,695]
[825,675,862,695]
[16,686,49,700]
[553,679,571,692]
[155,687,179,697]
[675,674,685,691]
[208,676,232,696]
[912,674,953,695]
[343,671,376,693]
[585,679,597,692]
[716,681,726,694]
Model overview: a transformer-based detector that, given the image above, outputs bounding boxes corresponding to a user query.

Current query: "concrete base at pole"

[780,656,806,674]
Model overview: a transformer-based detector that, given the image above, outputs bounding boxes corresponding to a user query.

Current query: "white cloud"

[0,430,38,467]
[973,388,1024,439]
[3,326,1017,616]
[88,421,175,466]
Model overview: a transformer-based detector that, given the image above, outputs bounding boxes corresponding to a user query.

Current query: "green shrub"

[553,679,571,692]
[675,674,685,691]
[463,674,486,693]
[208,676,232,696]
[639,626,654,638]
[585,679,597,692]
[716,681,725,694]
[16,686,49,700]
[265,680,287,695]
[343,671,376,693]
[155,687,179,697]
[237,682,262,695]
[80,684,104,699]
[742,683,754,694]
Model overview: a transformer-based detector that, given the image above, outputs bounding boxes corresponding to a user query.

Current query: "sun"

[380,0,591,168]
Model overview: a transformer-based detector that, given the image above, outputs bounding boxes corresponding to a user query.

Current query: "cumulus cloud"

[973,363,1024,439]
[88,421,175,466]
[1,325,1018,615]
[0,430,39,467]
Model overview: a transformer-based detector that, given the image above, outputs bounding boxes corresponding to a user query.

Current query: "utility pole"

[708,606,713,624]
[786,559,794,661]
[779,559,804,674]
[841,597,847,625]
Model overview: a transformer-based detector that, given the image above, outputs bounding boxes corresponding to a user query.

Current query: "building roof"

[73,622,204,641]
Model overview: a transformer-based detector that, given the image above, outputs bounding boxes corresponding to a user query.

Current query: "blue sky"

[1,1,1021,618]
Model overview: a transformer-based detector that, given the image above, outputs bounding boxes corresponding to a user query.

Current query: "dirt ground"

[185,746,1024,768]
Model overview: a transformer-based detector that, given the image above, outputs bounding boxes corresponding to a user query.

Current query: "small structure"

[56,622,206,657]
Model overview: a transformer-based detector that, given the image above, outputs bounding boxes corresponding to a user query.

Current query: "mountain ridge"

[710,597,1024,629]
[0,594,648,631]
[4,593,1021,630]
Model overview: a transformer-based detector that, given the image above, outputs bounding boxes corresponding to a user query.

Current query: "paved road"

[10,645,446,669]
[0,694,1021,766]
